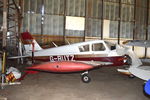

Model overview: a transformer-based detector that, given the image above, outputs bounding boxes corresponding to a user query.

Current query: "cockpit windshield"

[105,41,116,50]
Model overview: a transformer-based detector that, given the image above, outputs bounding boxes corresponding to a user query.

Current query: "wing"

[129,66,150,81]
[8,55,30,59]
[123,40,150,47]
[77,61,113,67]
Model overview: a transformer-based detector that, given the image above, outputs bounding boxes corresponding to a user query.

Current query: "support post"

[145,0,149,58]
[1,0,8,89]
[132,0,136,51]
[84,0,87,41]
[118,0,121,44]
[63,0,67,44]
[101,0,104,40]
[41,0,44,44]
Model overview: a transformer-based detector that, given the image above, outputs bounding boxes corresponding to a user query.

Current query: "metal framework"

[0,0,23,52]
[0,0,23,88]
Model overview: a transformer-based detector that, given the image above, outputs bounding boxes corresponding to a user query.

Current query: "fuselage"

[25,40,126,66]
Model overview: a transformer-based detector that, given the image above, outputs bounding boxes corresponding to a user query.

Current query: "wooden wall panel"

[33,34,64,47]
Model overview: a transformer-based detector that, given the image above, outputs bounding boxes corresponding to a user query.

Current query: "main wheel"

[81,74,91,83]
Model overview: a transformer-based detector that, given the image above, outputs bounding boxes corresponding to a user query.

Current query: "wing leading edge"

[129,66,150,81]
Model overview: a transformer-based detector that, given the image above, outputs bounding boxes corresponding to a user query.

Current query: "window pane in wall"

[109,21,118,38]
[121,0,135,4]
[121,4,134,21]
[66,0,85,17]
[120,22,133,39]
[87,0,102,18]
[85,18,101,37]
[44,15,64,36]
[103,2,119,20]
[44,0,64,15]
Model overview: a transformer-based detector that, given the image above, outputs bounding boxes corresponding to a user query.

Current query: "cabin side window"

[92,43,105,51]
[79,45,89,52]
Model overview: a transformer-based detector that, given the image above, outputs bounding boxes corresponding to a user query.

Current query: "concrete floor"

[0,66,150,100]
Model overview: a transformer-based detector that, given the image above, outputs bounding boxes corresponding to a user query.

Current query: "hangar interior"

[0,0,150,57]
[0,0,150,100]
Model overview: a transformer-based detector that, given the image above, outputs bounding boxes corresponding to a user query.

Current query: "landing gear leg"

[81,71,91,83]
[128,74,135,78]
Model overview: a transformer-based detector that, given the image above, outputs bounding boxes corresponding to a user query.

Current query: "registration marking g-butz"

[50,55,75,62]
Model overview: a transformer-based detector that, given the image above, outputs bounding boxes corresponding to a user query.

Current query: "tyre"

[81,74,91,83]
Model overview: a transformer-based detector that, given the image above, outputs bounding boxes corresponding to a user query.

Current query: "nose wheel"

[81,71,91,83]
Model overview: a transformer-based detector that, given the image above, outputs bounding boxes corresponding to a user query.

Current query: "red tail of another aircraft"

[20,32,43,53]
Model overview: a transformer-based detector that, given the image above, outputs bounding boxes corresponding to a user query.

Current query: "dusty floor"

[0,66,150,100]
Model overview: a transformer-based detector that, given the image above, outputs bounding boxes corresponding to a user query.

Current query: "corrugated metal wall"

[86,18,101,37]
[65,0,85,38]
[86,0,102,38]
[66,0,85,16]
[0,8,3,29]
[22,0,150,39]
[44,0,64,15]
[44,15,64,36]
[22,0,150,57]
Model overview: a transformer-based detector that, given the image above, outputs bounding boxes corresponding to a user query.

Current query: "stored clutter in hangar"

[0,0,150,100]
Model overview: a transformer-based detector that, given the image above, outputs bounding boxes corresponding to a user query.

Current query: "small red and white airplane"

[10,32,135,82]
[16,32,131,66]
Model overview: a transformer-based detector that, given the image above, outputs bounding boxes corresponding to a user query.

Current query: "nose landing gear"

[81,71,91,83]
